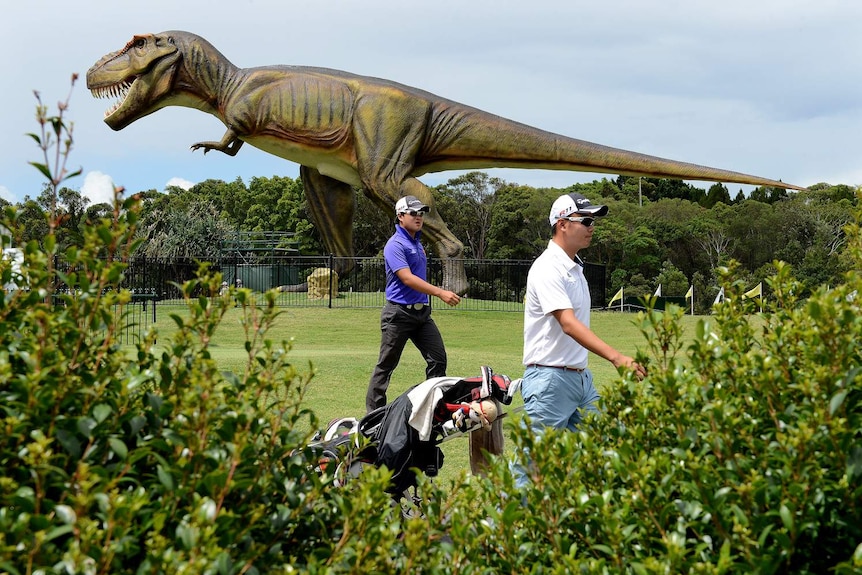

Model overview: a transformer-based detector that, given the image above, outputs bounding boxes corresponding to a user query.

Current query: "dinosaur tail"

[419,104,803,190]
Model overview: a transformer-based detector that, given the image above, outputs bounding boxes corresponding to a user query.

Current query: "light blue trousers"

[512,365,600,489]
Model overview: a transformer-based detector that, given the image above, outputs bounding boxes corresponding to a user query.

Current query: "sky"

[1,0,859,206]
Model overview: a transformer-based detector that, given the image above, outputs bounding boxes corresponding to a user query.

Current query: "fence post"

[151,289,157,323]
[328,253,334,309]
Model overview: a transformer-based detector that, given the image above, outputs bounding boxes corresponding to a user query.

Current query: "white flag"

[653,284,662,297]
[713,287,725,305]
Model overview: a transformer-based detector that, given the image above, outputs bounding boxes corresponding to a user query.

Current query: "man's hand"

[613,354,647,380]
[437,289,461,306]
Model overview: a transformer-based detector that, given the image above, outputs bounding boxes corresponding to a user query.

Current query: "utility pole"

[638,177,642,207]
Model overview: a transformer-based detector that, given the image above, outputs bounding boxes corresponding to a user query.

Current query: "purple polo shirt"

[384,225,429,305]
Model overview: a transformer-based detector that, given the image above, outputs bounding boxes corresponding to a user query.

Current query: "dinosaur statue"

[87,31,803,294]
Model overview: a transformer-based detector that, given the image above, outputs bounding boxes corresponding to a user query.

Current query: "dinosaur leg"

[351,101,467,294]
[300,165,356,276]
[396,179,467,295]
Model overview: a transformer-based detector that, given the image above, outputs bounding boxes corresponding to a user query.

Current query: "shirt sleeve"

[384,238,409,273]
[536,267,574,316]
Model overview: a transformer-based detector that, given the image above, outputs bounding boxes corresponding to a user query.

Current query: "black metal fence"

[119,255,607,312]
[52,288,158,345]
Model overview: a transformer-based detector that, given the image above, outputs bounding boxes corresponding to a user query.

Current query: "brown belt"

[526,363,585,372]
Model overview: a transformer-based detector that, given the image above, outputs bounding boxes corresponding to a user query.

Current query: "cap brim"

[577,205,608,217]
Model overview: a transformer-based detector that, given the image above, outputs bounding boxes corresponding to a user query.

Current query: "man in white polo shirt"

[516,192,646,487]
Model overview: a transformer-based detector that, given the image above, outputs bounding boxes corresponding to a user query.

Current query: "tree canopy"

[10,172,856,311]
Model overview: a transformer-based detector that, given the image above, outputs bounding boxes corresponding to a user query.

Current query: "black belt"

[389,301,426,311]
[526,363,585,372]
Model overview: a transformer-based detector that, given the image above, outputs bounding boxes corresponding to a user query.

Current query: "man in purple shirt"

[365,195,462,413]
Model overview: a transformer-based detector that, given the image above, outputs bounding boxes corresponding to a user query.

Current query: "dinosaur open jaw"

[91,77,136,119]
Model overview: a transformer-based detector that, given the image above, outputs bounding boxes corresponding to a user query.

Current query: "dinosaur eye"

[135,38,145,48]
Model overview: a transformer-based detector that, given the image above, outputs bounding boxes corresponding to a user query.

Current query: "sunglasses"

[561,216,596,227]
[401,210,426,217]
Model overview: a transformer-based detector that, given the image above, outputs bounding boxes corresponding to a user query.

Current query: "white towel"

[406,376,462,441]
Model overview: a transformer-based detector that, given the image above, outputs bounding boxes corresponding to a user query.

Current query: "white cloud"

[80,171,117,205]
[165,177,195,191]
[0,186,15,204]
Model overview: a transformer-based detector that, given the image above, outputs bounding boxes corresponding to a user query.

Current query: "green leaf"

[846,446,862,480]
[53,504,77,524]
[93,403,113,423]
[829,390,847,416]
[808,300,821,320]
[779,504,794,532]
[757,523,775,547]
[176,523,196,550]
[591,544,614,556]
[44,525,74,542]
[129,415,147,436]
[28,161,52,180]
[157,465,175,490]
[108,437,128,459]
[0,561,23,575]
[56,429,82,458]
[77,417,97,438]
[50,117,63,137]
[63,167,83,181]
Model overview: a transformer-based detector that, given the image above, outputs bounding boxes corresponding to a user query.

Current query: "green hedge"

[2,191,861,574]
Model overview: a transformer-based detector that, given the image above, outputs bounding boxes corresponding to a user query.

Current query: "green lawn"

[150,304,700,485]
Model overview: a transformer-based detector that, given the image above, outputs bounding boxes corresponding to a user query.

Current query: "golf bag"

[307,366,520,497]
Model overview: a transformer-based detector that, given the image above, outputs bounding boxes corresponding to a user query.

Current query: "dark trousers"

[366,301,447,413]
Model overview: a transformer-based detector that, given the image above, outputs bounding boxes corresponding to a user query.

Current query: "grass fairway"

[151,303,700,486]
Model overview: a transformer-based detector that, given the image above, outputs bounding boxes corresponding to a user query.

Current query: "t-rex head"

[87,31,228,131]
[86,32,183,130]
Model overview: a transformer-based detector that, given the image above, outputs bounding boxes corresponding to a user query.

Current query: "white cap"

[548,192,608,225]
[395,195,430,214]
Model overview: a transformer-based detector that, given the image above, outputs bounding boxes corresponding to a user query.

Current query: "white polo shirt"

[523,240,591,368]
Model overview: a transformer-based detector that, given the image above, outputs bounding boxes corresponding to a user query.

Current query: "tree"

[642,177,705,203]
[606,223,661,280]
[235,175,321,254]
[352,190,393,257]
[690,206,734,272]
[806,182,857,203]
[749,185,789,204]
[725,199,781,271]
[14,197,51,248]
[702,182,730,208]
[770,190,853,292]
[435,171,503,259]
[625,273,653,302]
[486,184,557,260]
[563,178,620,204]
[654,260,688,296]
[139,201,233,259]
[642,198,709,279]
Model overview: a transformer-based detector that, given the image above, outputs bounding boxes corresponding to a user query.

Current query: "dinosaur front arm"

[190,128,244,156]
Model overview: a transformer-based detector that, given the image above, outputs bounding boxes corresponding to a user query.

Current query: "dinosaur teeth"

[92,79,133,118]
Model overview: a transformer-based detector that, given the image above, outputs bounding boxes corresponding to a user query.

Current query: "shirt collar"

[396,224,422,243]
[546,239,582,270]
